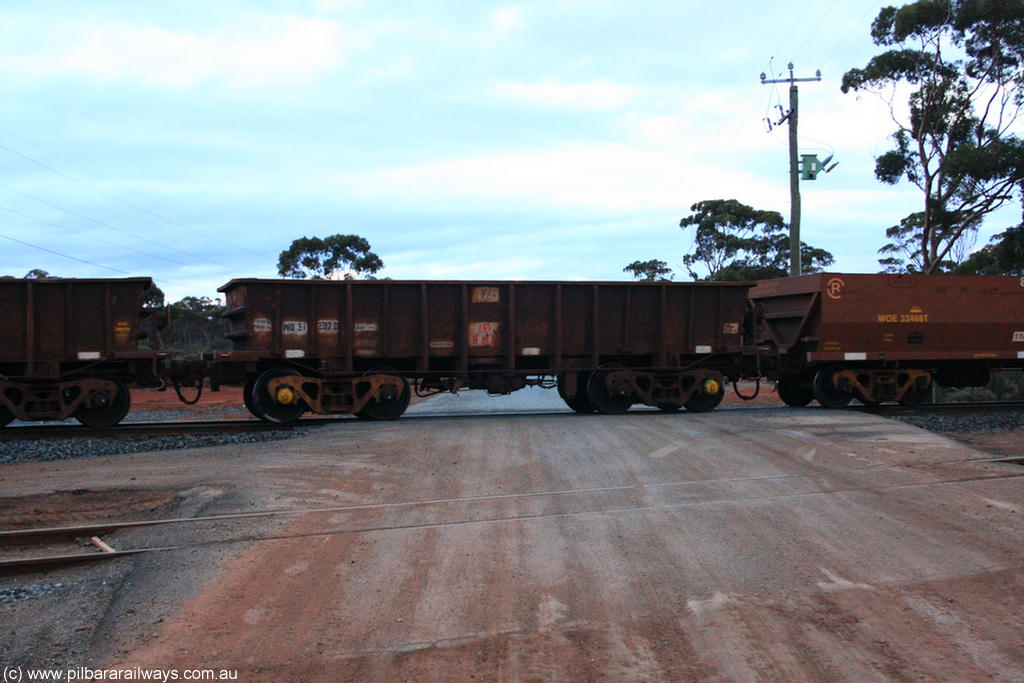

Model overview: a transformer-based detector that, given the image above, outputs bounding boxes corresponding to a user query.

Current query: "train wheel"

[813,367,851,409]
[899,376,932,407]
[684,377,725,413]
[74,380,131,428]
[250,367,306,424]
[776,375,814,407]
[587,365,634,415]
[853,387,878,406]
[358,373,410,421]
[558,373,596,413]
[242,375,256,415]
[0,404,14,428]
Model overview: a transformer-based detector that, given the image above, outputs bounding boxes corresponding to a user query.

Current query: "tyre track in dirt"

[98,392,1023,682]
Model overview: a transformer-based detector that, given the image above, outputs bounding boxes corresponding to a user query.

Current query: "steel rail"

[3,400,1023,440]
[5,469,1023,576]
[3,463,1022,576]
[0,417,348,441]
[856,400,1024,416]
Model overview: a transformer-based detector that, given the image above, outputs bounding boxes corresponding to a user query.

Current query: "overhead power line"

[0,231,135,276]
[0,124,275,258]
[0,225,198,287]
[820,4,878,68]
[0,203,189,267]
[0,183,215,265]
[0,139,268,261]
[769,0,818,61]
[790,0,840,62]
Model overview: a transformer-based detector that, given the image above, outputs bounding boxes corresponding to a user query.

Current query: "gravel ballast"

[1,404,309,463]
[0,430,304,463]
[894,410,1024,433]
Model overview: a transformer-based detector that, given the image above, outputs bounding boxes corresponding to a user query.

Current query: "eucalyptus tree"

[842,0,1024,273]
[623,259,674,281]
[278,234,383,280]
[679,199,833,281]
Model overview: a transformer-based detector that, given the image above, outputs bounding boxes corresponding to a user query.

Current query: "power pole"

[760,63,821,277]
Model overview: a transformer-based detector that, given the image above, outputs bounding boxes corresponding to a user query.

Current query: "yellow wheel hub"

[703,378,721,395]
[275,386,296,405]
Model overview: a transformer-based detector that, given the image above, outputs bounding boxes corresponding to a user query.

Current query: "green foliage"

[679,199,834,281]
[878,210,979,272]
[954,223,1024,274]
[277,234,383,279]
[150,296,231,359]
[842,0,1024,274]
[1,269,53,278]
[142,282,166,308]
[936,369,1024,401]
[24,269,53,278]
[623,259,674,281]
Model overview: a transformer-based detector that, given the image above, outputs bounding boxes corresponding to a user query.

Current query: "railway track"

[0,417,345,441]
[860,400,1024,416]
[2,400,1023,441]
[4,456,1022,577]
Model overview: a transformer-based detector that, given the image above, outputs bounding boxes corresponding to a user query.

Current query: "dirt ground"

[128,381,1023,461]
[2,389,1022,681]
[952,429,1024,460]
[128,385,251,418]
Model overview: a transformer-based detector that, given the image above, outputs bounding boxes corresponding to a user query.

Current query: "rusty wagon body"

[750,273,1024,407]
[5,272,1024,426]
[214,279,754,422]
[0,277,160,426]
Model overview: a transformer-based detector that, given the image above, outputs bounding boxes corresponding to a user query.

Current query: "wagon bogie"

[0,377,132,425]
[252,370,411,423]
[831,367,932,406]
[582,367,727,414]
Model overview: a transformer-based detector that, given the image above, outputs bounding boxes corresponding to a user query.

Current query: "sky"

[1,0,1021,301]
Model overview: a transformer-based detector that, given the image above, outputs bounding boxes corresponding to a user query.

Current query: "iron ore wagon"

[0,277,161,427]
[751,273,1024,408]
[214,279,753,423]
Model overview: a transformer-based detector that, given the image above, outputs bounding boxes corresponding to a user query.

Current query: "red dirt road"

[2,388,1021,680]
[83,392,1020,682]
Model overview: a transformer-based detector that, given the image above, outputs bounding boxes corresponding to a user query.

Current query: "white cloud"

[313,0,363,10]
[494,78,642,111]
[424,257,535,279]
[4,16,350,87]
[362,55,417,82]
[342,140,781,214]
[492,7,525,35]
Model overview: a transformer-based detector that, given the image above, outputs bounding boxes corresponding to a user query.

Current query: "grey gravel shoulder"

[0,430,306,464]
[894,410,1024,433]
